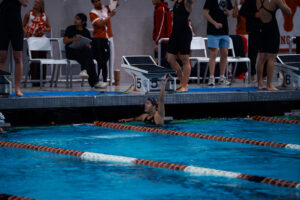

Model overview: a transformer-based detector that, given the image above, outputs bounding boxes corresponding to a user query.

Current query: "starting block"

[122,56,176,94]
[275,54,300,89]
[0,70,12,97]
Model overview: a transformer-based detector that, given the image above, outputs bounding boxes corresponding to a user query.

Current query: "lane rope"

[93,121,300,151]
[249,116,300,125]
[0,193,36,200]
[0,140,299,189]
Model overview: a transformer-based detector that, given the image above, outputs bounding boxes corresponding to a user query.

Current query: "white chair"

[189,37,209,84]
[56,38,98,88]
[24,37,68,89]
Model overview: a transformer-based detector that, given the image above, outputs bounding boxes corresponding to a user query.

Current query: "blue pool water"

[0,119,300,200]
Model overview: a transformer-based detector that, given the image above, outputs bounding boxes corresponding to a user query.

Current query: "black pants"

[67,47,99,87]
[248,31,267,76]
[92,38,110,82]
[30,51,47,87]
[154,43,170,68]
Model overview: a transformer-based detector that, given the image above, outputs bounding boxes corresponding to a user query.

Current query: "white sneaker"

[208,76,215,86]
[94,81,108,89]
[219,76,231,86]
[79,70,89,79]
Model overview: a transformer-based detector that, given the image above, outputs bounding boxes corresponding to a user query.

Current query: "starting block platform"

[275,54,300,89]
[0,70,12,97]
[122,56,176,94]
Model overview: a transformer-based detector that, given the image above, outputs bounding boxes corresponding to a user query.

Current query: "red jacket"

[153,2,172,44]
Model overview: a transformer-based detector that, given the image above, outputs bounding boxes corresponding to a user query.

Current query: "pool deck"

[1,81,300,110]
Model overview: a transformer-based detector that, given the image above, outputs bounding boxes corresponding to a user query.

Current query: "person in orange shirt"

[90,0,116,88]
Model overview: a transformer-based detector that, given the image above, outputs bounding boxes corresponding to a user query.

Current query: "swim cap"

[147,97,158,106]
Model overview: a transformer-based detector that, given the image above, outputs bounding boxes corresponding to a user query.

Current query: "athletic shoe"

[94,81,108,89]
[79,70,89,79]
[219,76,231,86]
[208,76,215,86]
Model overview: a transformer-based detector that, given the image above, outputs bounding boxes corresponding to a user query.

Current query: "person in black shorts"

[256,0,291,91]
[167,0,194,92]
[0,0,28,96]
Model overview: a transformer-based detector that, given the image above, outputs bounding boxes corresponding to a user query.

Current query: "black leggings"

[92,38,110,82]
[67,47,99,87]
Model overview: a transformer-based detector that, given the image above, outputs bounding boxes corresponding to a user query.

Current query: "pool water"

[0,119,300,200]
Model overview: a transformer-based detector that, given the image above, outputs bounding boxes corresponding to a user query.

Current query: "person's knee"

[220,48,228,58]
[167,54,176,65]
[209,49,218,59]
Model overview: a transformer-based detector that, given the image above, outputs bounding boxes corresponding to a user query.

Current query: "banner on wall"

[278,0,300,52]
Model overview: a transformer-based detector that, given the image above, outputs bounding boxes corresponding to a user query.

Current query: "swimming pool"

[0,119,300,200]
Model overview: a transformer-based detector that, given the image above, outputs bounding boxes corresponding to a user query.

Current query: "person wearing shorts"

[203,0,233,86]
[167,0,194,92]
[0,0,28,96]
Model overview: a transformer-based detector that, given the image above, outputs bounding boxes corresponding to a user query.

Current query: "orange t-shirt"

[90,7,113,39]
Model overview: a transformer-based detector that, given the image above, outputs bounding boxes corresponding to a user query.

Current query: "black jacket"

[239,0,261,33]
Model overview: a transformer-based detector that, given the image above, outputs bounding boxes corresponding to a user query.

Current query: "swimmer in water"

[119,74,169,125]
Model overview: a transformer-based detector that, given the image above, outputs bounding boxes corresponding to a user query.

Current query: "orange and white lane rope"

[0,140,299,189]
[249,116,300,124]
[0,193,36,200]
[94,122,300,151]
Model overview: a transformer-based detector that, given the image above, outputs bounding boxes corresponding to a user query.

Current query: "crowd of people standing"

[0,0,292,96]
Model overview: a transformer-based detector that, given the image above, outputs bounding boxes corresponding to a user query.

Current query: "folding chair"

[189,37,209,84]
[55,38,98,88]
[24,37,68,89]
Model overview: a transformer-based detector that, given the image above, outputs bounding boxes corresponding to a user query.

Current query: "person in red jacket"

[152,0,172,68]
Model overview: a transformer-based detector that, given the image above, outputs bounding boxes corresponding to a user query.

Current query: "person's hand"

[154,45,158,52]
[109,10,116,18]
[162,74,169,85]
[224,9,230,16]
[119,119,128,123]
[73,35,81,42]
[214,22,223,29]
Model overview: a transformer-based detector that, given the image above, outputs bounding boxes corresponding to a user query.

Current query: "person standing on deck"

[0,0,29,96]
[167,0,194,92]
[256,0,291,91]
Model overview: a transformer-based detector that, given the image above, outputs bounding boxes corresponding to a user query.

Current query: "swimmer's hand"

[162,74,169,85]
[119,119,131,123]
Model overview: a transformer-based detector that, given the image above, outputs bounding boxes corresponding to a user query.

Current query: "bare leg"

[208,48,218,77]
[13,51,23,96]
[266,53,278,91]
[256,52,267,89]
[177,54,191,92]
[219,48,228,76]
[0,50,8,71]
[167,52,183,89]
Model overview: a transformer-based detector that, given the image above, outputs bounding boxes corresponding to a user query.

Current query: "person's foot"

[176,84,183,91]
[94,81,108,89]
[15,89,23,96]
[79,70,89,79]
[208,76,215,86]
[219,76,231,86]
[177,86,188,92]
[257,83,266,90]
[267,85,279,91]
